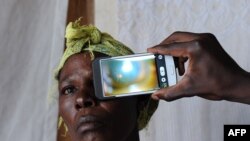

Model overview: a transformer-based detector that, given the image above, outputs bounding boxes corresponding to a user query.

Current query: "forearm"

[224,70,250,104]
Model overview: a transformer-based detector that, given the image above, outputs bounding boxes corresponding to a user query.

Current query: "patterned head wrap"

[56,18,158,131]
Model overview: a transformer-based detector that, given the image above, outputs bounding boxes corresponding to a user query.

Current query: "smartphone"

[92,53,177,100]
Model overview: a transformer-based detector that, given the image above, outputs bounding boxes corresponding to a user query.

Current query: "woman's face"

[59,53,138,141]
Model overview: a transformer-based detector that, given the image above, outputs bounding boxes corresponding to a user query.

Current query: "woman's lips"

[76,115,105,134]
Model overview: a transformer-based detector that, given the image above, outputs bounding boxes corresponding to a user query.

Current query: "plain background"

[0,0,67,141]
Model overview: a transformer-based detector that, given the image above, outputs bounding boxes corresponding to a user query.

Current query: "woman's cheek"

[59,97,76,122]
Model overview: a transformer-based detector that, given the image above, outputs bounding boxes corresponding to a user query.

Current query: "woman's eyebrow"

[60,74,79,83]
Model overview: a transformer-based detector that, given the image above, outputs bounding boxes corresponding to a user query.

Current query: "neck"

[124,127,140,141]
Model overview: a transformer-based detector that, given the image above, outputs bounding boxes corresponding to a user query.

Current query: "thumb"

[151,82,193,101]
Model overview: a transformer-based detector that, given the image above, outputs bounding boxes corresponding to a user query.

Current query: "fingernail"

[151,94,159,100]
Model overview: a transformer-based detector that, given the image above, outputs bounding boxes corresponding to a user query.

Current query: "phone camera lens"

[158,55,163,60]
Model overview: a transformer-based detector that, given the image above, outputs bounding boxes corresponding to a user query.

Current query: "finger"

[160,31,200,44]
[151,78,195,101]
[147,40,197,58]
[200,94,223,101]
[151,86,189,101]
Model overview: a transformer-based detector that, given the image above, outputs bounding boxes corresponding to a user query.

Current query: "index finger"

[160,31,200,44]
[147,40,197,58]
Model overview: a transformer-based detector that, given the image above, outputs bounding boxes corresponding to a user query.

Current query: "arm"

[147,32,250,104]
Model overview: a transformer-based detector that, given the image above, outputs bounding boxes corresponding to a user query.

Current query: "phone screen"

[100,55,159,96]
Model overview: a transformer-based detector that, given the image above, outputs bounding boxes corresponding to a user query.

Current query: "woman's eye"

[62,86,76,95]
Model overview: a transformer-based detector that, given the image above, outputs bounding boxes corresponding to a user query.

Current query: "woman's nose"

[75,93,97,110]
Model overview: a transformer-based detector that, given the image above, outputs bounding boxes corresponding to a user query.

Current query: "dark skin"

[58,52,140,141]
[148,32,250,104]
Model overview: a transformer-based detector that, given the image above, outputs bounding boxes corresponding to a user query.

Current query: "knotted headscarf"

[55,18,158,131]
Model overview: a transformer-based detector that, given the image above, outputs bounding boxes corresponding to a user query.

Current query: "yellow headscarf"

[56,18,158,132]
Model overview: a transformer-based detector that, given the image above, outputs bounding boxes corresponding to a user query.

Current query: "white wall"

[95,0,250,141]
[95,0,118,39]
[0,0,68,141]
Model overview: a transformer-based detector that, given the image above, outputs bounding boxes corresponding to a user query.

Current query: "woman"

[55,19,158,141]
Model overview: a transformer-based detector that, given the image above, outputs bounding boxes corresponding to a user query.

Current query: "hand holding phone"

[147,32,250,104]
[93,53,177,100]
